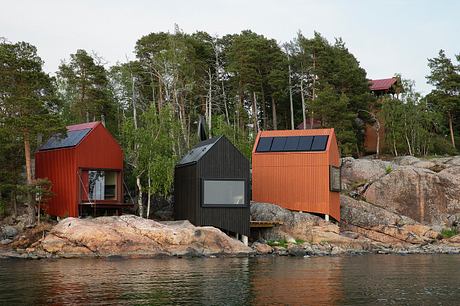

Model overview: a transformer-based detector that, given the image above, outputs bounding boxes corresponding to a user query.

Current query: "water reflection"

[0,255,459,305]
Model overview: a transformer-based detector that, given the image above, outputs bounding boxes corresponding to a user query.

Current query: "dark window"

[256,137,273,152]
[297,136,314,151]
[270,137,287,151]
[311,135,329,151]
[330,166,341,192]
[284,136,300,151]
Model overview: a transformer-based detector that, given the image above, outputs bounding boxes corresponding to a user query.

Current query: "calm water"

[1,255,459,305]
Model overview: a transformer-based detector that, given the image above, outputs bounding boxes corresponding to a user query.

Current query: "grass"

[385,165,393,174]
[266,238,305,248]
[441,228,459,239]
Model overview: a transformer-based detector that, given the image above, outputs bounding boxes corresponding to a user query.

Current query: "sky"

[2,0,460,94]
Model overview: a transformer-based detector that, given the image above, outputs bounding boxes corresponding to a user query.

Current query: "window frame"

[329,165,342,192]
[200,178,248,208]
[78,168,122,203]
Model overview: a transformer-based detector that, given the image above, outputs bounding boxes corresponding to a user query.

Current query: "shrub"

[385,165,393,174]
[441,228,458,239]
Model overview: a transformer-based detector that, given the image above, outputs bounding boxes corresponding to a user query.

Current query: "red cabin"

[35,122,127,217]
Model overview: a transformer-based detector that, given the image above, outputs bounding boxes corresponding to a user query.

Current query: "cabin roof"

[369,77,398,91]
[39,121,101,151]
[177,136,222,166]
[253,129,334,153]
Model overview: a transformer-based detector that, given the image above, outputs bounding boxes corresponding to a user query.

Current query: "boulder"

[341,195,440,245]
[252,242,273,254]
[363,165,460,227]
[1,225,18,239]
[38,215,252,257]
[340,157,396,189]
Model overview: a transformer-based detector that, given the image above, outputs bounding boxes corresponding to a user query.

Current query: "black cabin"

[174,136,250,238]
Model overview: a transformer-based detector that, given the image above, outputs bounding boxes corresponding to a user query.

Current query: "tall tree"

[57,49,117,131]
[426,50,460,149]
[0,40,63,224]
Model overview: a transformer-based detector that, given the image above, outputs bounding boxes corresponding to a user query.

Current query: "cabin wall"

[174,165,198,224]
[252,129,340,221]
[35,148,78,217]
[197,138,250,236]
[76,124,124,203]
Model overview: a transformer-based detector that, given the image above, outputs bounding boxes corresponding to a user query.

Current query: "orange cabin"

[35,122,126,217]
[251,129,341,221]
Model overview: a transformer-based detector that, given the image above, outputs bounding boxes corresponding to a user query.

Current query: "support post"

[325,214,330,222]
[242,235,248,246]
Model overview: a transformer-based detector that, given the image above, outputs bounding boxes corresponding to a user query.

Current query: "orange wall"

[252,129,340,221]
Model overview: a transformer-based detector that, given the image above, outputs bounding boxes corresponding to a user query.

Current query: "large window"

[203,179,245,206]
[329,166,341,192]
[87,170,118,201]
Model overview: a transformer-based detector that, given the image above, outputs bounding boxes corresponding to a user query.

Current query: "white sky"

[2,0,460,94]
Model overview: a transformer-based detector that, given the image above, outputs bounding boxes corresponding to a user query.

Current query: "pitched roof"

[177,136,222,166]
[39,122,100,151]
[369,77,398,91]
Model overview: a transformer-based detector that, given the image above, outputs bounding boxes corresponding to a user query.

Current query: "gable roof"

[369,77,398,91]
[177,136,222,166]
[39,121,101,151]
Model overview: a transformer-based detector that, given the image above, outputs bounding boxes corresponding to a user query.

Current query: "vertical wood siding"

[252,129,341,221]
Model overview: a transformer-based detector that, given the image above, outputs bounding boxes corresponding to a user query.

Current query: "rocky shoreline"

[1,155,460,260]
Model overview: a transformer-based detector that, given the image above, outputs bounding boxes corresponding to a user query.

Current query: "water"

[0,255,459,305]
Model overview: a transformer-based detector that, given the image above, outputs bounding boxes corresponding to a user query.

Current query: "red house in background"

[364,77,403,154]
[35,121,128,217]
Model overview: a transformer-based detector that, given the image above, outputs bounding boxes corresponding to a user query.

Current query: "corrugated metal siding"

[197,137,250,236]
[35,123,124,218]
[174,136,250,236]
[35,148,77,217]
[252,129,341,221]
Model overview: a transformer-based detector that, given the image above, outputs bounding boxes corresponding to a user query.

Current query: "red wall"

[35,123,124,217]
[35,148,77,217]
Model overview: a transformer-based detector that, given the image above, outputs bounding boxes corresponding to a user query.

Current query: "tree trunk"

[136,175,143,218]
[222,79,230,125]
[253,92,259,133]
[271,96,278,130]
[208,68,212,138]
[147,171,151,219]
[23,129,36,226]
[448,111,456,148]
[287,55,294,130]
[300,79,306,129]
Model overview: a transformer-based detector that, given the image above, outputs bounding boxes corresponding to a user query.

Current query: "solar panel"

[297,136,313,151]
[311,135,329,151]
[39,128,91,151]
[256,137,273,152]
[177,137,221,166]
[270,137,287,151]
[254,135,329,153]
[284,136,300,151]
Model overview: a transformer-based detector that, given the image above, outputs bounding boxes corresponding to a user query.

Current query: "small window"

[297,136,314,151]
[203,180,245,205]
[330,166,341,192]
[270,137,287,151]
[256,137,273,152]
[311,135,329,151]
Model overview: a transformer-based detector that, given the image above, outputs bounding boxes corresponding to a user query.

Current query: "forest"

[1,28,459,222]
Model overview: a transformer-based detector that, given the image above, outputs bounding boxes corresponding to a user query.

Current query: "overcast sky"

[2,0,460,94]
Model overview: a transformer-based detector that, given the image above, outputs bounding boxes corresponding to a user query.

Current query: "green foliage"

[57,49,118,132]
[385,165,393,174]
[267,239,289,248]
[382,79,447,156]
[441,228,458,239]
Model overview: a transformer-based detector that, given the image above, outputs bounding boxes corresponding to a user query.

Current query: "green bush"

[431,136,458,156]
[441,228,458,238]
[385,165,393,174]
